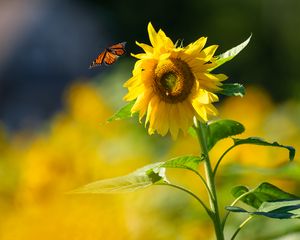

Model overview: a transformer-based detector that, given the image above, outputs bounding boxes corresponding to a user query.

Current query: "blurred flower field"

[0,63,300,240]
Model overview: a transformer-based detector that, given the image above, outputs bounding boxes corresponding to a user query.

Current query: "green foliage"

[206,120,245,151]
[161,155,204,174]
[209,35,252,71]
[231,182,298,209]
[226,199,300,219]
[219,83,245,97]
[107,100,136,122]
[69,155,203,194]
[69,162,166,194]
[233,137,295,161]
[228,183,300,220]
[188,127,197,138]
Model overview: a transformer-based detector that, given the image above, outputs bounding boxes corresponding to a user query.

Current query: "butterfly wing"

[108,42,126,56]
[89,50,107,68]
[103,51,118,65]
[89,42,126,68]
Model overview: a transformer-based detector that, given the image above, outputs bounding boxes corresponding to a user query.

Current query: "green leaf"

[226,199,300,219]
[107,100,136,122]
[258,200,300,219]
[231,182,299,209]
[231,185,249,198]
[226,206,248,213]
[210,35,252,71]
[233,137,295,161]
[207,119,245,151]
[69,155,204,194]
[161,155,204,174]
[219,83,245,97]
[69,162,167,194]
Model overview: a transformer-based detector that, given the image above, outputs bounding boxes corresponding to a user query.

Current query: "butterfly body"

[89,42,126,68]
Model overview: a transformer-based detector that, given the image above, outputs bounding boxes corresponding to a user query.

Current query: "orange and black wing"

[103,51,118,65]
[89,50,107,68]
[108,42,126,56]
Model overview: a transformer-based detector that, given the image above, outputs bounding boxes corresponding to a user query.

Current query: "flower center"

[154,58,194,103]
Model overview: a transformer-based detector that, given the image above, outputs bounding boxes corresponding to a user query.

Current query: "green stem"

[194,119,225,240]
[156,182,213,218]
[230,216,253,240]
[213,145,235,177]
[194,171,215,200]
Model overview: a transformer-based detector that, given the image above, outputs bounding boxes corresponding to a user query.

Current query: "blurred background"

[1,0,300,239]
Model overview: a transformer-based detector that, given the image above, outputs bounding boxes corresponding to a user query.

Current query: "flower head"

[124,23,227,139]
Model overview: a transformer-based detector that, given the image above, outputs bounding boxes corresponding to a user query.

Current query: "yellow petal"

[203,73,224,82]
[199,89,219,103]
[176,103,190,133]
[169,104,180,139]
[194,75,222,92]
[187,58,207,71]
[159,53,171,61]
[123,75,138,88]
[147,97,160,135]
[136,41,153,54]
[131,53,151,59]
[147,22,158,48]
[204,104,218,116]
[145,95,159,125]
[123,80,146,101]
[158,102,169,136]
[191,100,208,122]
[152,101,168,136]
[132,90,153,114]
[214,73,228,81]
[185,37,207,55]
[157,29,174,50]
[202,45,218,61]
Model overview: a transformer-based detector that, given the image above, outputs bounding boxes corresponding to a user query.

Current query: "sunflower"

[124,22,227,139]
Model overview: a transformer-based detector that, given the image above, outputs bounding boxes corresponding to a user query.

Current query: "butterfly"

[89,42,126,68]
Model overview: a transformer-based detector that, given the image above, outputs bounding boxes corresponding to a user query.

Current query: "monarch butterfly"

[89,42,126,68]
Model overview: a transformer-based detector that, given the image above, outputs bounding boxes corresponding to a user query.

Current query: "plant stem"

[157,182,213,218]
[230,216,253,240]
[194,119,225,240]
[194,171,215,200]
[213,145,235,177]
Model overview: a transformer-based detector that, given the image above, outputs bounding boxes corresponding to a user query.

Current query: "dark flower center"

[154,58,194,103]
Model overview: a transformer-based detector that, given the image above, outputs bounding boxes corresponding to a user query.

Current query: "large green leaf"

[107,100,136,122]
[219,83,245,97]
[162,155,204,174]
[233,137,295,161]
[69,155,204,194]
[226,199,300,219]
[69,162,166,194]
[231,182,299,209]
[209,35,252,71]
[207,119,245,151]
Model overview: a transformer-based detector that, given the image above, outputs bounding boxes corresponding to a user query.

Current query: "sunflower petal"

[136,41,154,54]
[202,45,219,61]
[145,95,159,125]
[157,29,174,50]
[185,37,207,55]
[147,22,158,48]
[169,104,180,139]
[192,100,208,122]
[131,53,151,59]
